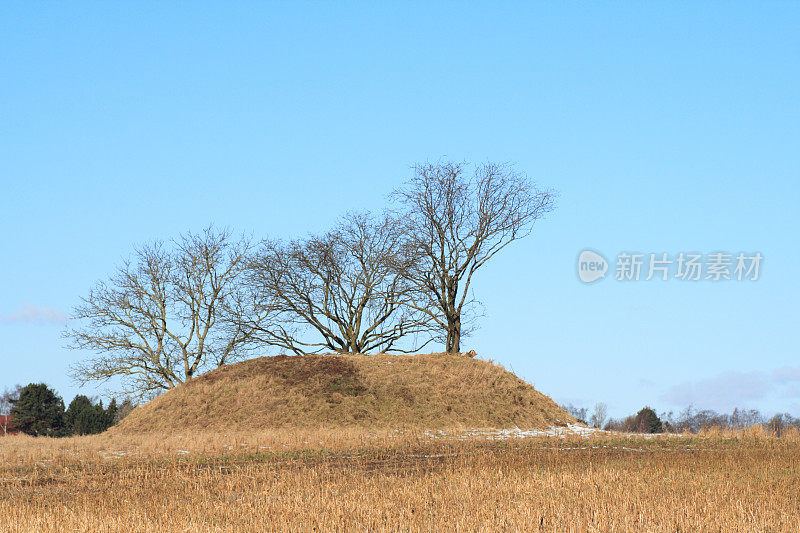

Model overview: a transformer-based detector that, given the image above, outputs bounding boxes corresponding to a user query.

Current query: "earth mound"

[113,353,573,433]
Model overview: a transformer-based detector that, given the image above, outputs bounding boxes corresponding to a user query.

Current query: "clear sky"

[2,2,798,418]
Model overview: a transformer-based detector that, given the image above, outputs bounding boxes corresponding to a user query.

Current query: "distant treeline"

[562,402,800,436]
[0,384,135,437]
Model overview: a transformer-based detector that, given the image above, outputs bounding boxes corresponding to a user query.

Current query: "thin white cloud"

[0,303,67,325]
[773,366,800,383]
[660,371,771,412]
[661,367,800,412]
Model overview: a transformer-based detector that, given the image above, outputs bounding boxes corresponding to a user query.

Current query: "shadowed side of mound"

[112,354,573,433]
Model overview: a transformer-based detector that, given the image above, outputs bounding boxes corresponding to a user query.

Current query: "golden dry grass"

[115,354,572,433]
[2,428,800,532]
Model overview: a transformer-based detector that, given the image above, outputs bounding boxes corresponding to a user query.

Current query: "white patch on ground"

[419,423,604,440]
[418,424,680,441]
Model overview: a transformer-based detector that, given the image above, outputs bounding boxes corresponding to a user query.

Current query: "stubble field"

[1,427,799,532]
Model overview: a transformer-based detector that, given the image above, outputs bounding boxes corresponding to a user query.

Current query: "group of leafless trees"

[654,406,800,436]
[65,161,555,397]
[563,401,800,435]
[563,402,609,429]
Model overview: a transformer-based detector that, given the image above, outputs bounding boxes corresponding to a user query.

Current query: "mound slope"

[114,353,573,433]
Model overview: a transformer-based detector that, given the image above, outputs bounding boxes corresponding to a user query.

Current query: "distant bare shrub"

[113,398,136,424]
[561,403,588,424]
[768,414,786,437]
[589,403,608,428]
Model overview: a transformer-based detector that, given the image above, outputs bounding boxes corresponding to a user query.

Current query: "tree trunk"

[446,315,461,353]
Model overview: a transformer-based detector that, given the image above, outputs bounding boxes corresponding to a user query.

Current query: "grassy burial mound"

[113,354,573,433]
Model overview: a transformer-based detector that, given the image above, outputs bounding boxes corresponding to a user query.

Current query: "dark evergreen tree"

[65,395,114,435]
[633,406,663,433]
[105,398,118,428]
[65,395,92,435]
[10,383,66,437]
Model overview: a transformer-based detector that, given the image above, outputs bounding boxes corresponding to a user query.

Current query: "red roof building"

[0,414,19,436]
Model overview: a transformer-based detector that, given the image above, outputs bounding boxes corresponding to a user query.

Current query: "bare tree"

[113,398,136,424]
[394,161,556,353]
[590,402,608,428]
[244,212,432,354]
[0,385,21,436]
[66,227,265,398]
[562,403,588,422]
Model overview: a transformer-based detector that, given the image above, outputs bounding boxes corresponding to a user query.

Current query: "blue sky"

[1,2,798,418]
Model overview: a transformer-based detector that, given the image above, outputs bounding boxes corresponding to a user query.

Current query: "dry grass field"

[2,427,799,532]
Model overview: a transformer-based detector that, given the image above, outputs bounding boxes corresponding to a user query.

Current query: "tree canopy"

[66,227,263,398]
[10,383,66,437]
[67,161,557,396]
[65,395,116,435]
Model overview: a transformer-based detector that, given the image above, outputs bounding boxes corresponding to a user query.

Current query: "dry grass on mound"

[114,353,572,433]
